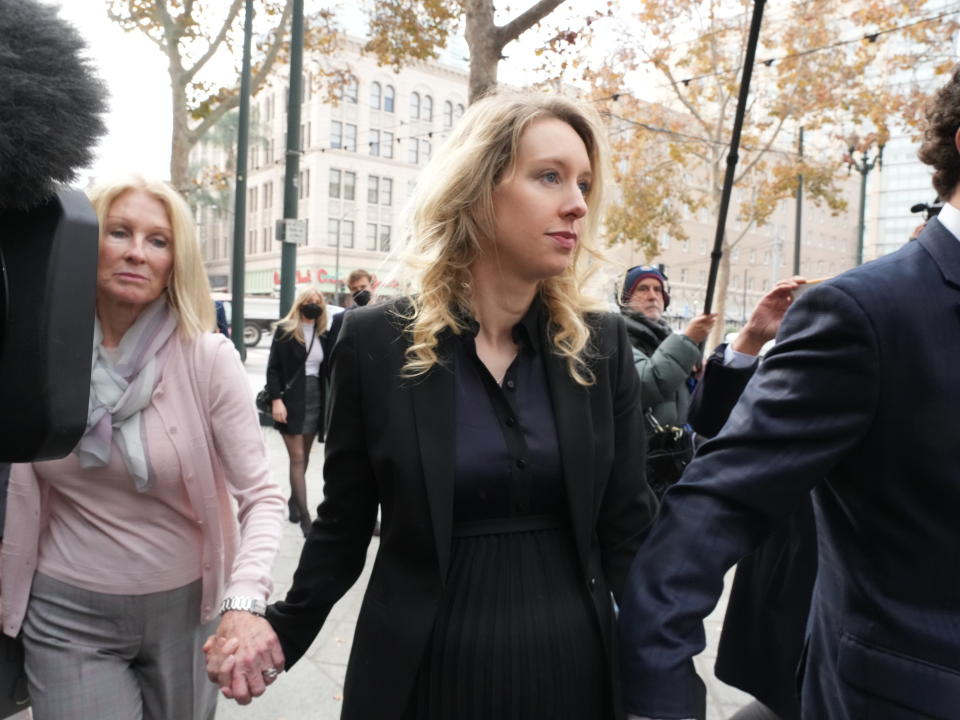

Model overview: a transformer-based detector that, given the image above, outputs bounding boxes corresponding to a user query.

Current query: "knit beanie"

[622,265,670,309]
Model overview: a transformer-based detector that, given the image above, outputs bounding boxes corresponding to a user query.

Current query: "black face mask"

[352,289,371,307]
[300,303,322,320]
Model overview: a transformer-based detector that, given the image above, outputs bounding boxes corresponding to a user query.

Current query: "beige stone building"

[191,37,469,302]
[605,174,864,333]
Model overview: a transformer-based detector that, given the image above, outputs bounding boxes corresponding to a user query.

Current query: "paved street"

[218,338,756,720]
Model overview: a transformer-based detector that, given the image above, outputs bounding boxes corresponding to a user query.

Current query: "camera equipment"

[0,0,107,461]
[910,200,943,221]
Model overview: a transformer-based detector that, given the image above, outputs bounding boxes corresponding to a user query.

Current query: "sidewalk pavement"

[219,342,756,720]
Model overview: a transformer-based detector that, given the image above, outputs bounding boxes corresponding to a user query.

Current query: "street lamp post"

[847,142,883,266]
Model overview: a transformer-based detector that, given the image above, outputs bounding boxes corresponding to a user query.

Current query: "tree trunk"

[464,0,499,103]
[169,68,192,194]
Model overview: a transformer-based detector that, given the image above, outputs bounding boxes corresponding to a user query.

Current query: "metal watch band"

[219,596,267,617]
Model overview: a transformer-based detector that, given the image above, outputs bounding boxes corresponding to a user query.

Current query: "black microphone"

[0,0,108,209]
[0,0,108,462]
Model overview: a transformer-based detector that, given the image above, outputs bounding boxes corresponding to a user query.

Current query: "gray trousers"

[23,573,218,720]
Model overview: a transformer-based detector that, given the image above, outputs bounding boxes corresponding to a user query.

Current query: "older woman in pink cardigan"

[1,175,285,720]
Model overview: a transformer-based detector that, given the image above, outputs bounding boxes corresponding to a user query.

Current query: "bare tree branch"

[183,0,245,83]
[498,0,568,45]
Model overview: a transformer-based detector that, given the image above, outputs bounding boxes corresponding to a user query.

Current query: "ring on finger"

[262,667,280,681]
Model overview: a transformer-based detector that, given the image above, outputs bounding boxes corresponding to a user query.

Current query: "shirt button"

[505,379,516,390]
[516,458,527,469]
[505,416,516,427]
[589,577,597,591]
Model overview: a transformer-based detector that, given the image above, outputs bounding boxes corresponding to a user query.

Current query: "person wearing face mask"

[327,268,373,350]
[265,288,330,537]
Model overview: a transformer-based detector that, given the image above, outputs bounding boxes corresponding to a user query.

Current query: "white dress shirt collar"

[934,200,960,243]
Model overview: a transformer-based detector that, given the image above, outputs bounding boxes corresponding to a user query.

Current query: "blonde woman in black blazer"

[265,287,330,537]
[206,91,658,720]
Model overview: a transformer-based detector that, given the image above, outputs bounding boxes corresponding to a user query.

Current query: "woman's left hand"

[203,611,285,704]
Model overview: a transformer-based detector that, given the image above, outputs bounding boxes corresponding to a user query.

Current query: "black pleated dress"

[408,308,610,720]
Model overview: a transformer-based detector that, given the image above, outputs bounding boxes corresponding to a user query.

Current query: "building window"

[422,95,433,121]
[248,187,257,212]
[422,140,431,162]
[331,120,343,149]
[262,183,270,209]
[366,222,378,251]
[382,131,394,159]
[408,138,419,165]
[343,171,355,201]
[366,176,393,206]
[384,84,395,112]
[370,81,381,109]
[443,100,453,128]
[327,218,340,247]
[344,123,357,152]
[410,91,420,120]
[298,169,310,199]
[369,129,380,156]
[336,75,358,104]
[329,169,341,198]
[379,225,391,252]
[455,103,464,119]
[342,220,355,248]
[262,226,269,253]
[300,122,311,150]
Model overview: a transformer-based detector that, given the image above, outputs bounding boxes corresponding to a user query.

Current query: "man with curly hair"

[620,67,960,720]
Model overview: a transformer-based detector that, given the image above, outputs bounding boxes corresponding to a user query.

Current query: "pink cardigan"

[1,332,285,637]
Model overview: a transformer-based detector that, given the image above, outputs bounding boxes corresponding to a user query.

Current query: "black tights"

[282,432,317,536]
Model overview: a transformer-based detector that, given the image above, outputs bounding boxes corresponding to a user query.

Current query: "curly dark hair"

[918,66,960,200]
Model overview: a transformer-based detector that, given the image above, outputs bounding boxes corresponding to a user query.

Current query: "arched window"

[443,100,453,128]
[370,81,381,109]
[384,85,395,113]
[409,91,421,120]
[455,103,465,119]
[344,75,358,104]
[422,95,433,121]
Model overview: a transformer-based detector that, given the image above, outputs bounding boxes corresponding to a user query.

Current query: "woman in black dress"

[206,91,658,719]
[265,287,329,537]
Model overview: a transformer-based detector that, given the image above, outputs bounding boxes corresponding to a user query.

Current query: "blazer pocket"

[837,632,960,719]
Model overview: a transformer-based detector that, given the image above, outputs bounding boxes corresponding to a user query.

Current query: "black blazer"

[267,299,658,719]
[689,346,815,720]
[265,325,329,437]
[619,219,960,720]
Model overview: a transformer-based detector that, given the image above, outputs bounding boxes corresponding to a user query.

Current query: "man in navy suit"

[620,67,960,720]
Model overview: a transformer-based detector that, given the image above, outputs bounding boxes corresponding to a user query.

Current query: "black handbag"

[644,409,696,500]
[0,633,29,719]
[257,329,316,417]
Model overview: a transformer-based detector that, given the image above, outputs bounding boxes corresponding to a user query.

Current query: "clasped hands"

[203,610,285,704]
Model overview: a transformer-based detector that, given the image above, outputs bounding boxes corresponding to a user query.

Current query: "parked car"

[211,293,343,347]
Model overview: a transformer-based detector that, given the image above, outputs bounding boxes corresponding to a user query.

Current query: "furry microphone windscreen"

[0,0,108,212]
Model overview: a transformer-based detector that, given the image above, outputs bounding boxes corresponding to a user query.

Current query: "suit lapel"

[543,344,594,572]
[917,218,960,325]
[410,340,457,582]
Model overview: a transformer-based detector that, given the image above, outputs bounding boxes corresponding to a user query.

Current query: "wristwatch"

[219,596,267,617]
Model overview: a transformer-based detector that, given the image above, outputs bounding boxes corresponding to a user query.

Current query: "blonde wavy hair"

[273,286,328,344]
[400,90,609,385]
[88,174,214,338]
